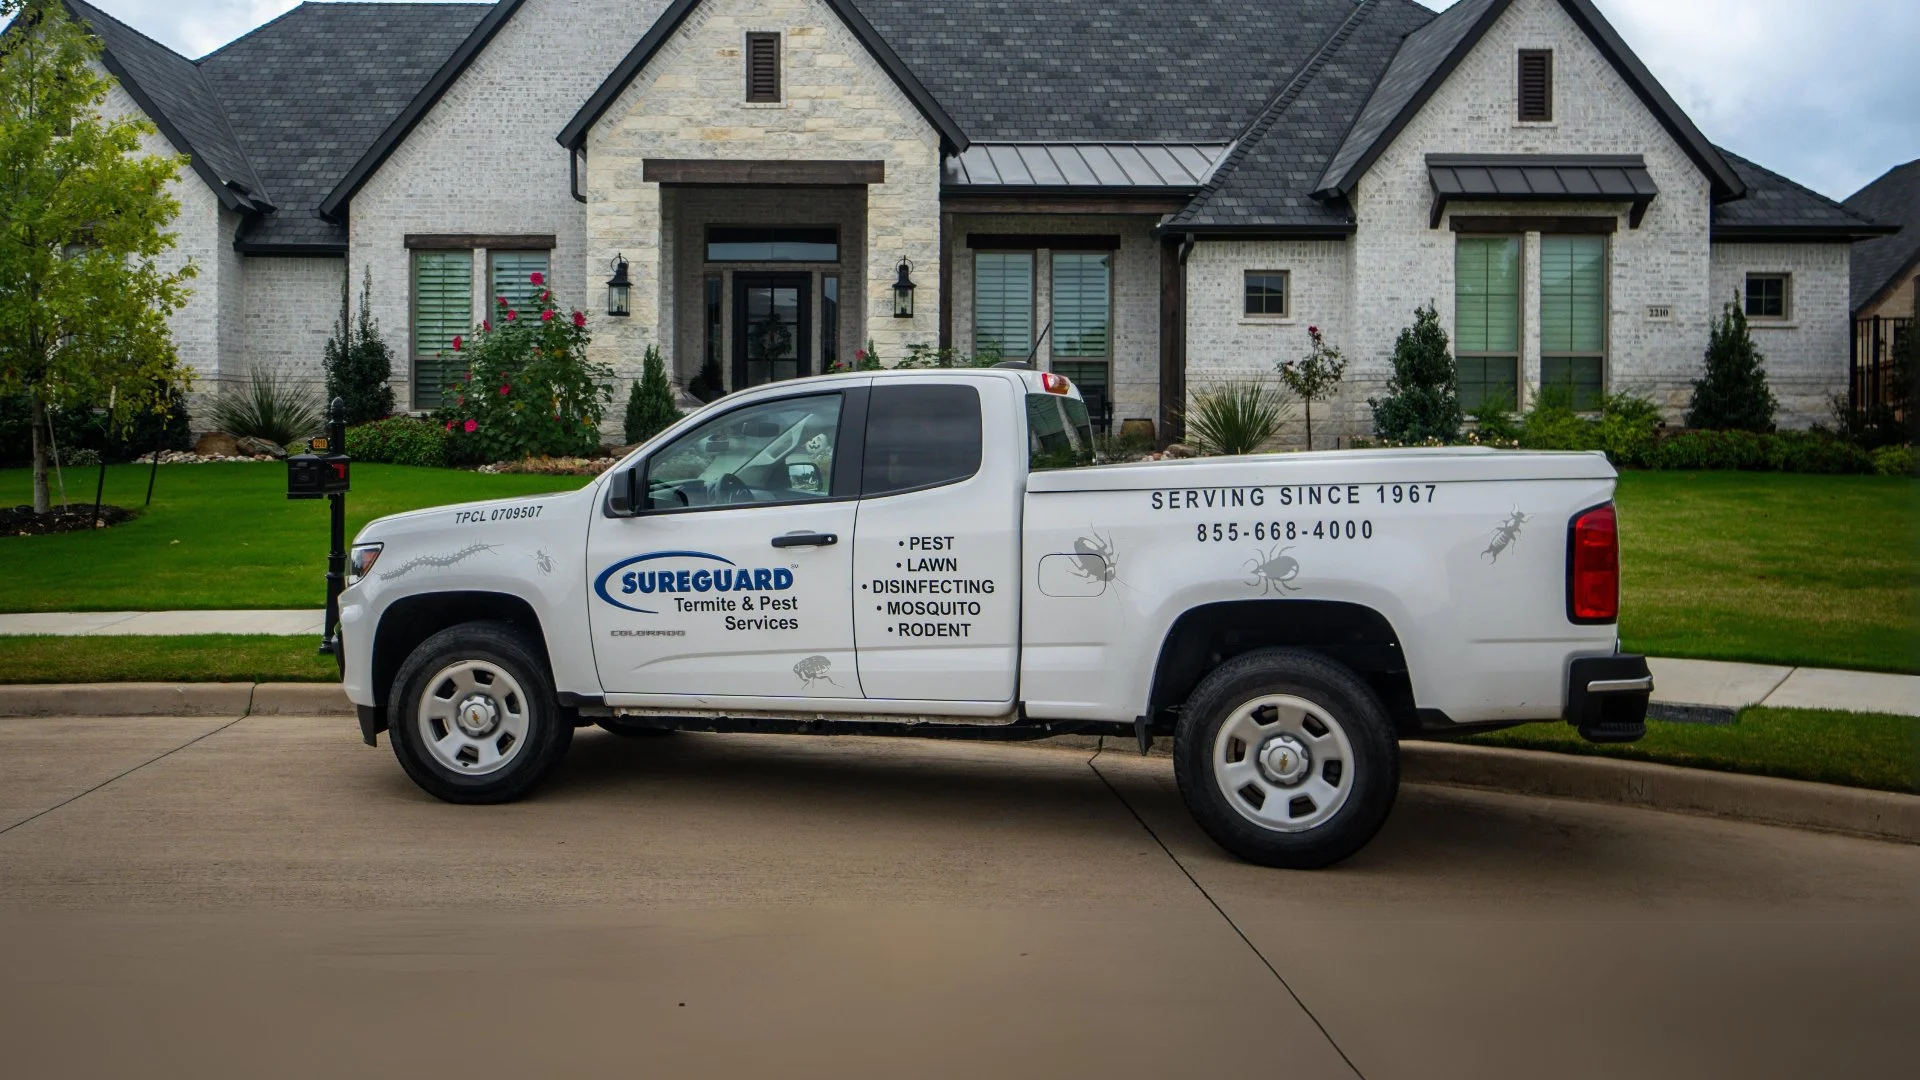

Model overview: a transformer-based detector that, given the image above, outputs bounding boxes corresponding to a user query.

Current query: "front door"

[587,387,864,699]
[733,273,812,389]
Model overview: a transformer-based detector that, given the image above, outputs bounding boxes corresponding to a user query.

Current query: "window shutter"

[1540,236,1605,354]
[1518,50,1553,122]
[1051,253,1111,359]
[412,250,473,409]
[490,250,550,315]
[746,33,780,102]
[1455,237,1519,353]
[973,252,1034,357]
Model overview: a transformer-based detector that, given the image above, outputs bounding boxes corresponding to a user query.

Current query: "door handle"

[771,531,838,548]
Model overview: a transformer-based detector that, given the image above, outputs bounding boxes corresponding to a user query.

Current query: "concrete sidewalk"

[1,609,1913,716]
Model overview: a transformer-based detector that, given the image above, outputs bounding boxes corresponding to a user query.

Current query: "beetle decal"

[1068,528,1117,583]
[1482,510,1530,563]
[794,655,840,689]
[1244,546,1301,594]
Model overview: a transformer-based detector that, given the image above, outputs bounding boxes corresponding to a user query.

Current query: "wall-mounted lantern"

[891,258,916,318]
[605,254,632,317]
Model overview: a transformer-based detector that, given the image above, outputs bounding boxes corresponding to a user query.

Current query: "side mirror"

[786,461,821,492]
[607,464,642,516]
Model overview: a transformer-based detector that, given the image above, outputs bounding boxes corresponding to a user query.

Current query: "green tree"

[623,344,682,444]
[1687,293,1777,432]
[1369,304,1462,443]
[323,267,395,425]
[1277,325,1347,450]
[0,0,195,512]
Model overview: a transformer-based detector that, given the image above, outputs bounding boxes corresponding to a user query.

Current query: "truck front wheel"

[1174,648,1397,869]
[388,621,573,804]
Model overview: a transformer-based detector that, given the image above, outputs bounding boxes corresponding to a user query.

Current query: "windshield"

[1027,393,1095,470]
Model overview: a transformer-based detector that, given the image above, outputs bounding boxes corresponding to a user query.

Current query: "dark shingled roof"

[1710,148,1889,244]
[200,3,492,251]
[1843,159,1920,315]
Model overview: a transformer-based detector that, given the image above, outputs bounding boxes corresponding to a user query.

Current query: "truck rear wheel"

[1173,648,1397,869]
[388,621,573,804]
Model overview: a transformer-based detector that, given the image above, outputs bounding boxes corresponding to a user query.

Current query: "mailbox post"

[287,398,351,657]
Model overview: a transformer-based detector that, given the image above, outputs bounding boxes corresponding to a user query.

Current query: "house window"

[1244,271,1289,317]
[489,250,549,316]
[1745,273,1790,320]
[1540,235,1607,410]
[1455,236,1521,410]
[1051,251,1113,431]
[745,32,781,103]
[706,226,836,262]
[821,274,840,368]
[973,252,1034,360]
[1518,50,1553,122]
[411,249,473,409]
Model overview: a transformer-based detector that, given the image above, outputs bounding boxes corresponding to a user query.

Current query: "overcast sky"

[71,0,1920,200]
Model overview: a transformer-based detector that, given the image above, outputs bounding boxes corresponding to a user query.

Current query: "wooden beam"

[1446,215,1619,234]
[965,233,1121,251]
[939,209,954,352]
[644,159,885,185]
[404,233,556,250]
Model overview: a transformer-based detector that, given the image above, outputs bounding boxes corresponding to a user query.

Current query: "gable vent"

[1518,50,1553,122]
[746,32,781,103]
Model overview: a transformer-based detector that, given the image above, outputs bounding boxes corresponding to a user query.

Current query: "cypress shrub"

[322,269,397,426]
[1370,304,1462,443]
[1687,295,1777,432]
[624,345,683,444]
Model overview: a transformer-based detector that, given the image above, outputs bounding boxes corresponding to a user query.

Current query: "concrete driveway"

[1,715,1915,1079]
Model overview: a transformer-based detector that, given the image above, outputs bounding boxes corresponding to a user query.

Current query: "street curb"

[0,681,256,717]
[250,683,354,716]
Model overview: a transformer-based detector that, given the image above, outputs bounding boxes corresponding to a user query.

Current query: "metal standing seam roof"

[943,142,1235,190]
[1427,154,1658,227]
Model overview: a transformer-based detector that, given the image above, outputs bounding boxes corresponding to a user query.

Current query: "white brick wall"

[585,0,944,391]
[348,0,673,410]
[1709,242,1851,428]
[243,257,348,396]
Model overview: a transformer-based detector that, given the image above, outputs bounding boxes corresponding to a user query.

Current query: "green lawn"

[0,462,590,611]
[0,634,338,683]
[1462,707,1919,795]
[1614,472,1920,673]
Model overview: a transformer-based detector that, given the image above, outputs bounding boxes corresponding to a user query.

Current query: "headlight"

[348,543,384,584]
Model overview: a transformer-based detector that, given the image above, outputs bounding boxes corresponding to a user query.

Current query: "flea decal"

[1068,528,1117,583]
[1482,510,1530,563]
[1244,545,1301,594]
[377,543,500,581]
[793,655,840,689]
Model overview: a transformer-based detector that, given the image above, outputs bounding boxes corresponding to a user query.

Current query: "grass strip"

[0,635,339,684]
[1460,707,1919,794]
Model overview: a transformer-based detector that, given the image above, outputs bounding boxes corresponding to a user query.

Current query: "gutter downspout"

[1173,232,1195,446]
[570,147,587,204]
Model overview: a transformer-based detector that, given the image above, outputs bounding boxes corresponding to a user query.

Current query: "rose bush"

[432,276,612,464]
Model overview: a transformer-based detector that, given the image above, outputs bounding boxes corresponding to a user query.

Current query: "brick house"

[66,0,1892,441]
[1844,159,1918,417]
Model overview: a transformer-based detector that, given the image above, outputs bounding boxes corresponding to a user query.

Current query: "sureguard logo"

[593,551,795,613]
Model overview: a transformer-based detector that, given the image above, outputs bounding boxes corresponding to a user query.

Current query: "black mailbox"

[287,450,350,499]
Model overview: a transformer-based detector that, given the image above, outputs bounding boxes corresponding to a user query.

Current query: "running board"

[599,710,1133,742]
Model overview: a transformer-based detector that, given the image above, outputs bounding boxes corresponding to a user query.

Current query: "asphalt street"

[1,715,1915,1078]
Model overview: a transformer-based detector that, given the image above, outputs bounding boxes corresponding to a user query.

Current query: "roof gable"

[1313,0,1745,203]
[558,0,967,152]
[1844,159,1920,315]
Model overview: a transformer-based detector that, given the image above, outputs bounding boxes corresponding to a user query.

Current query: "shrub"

[432,275,612,464]
[1278,325,1347,450]
[623,345,682,445]
[1468,390,1522,446]
[1516,386,1588,450]
[345,416,448,467]
[1649,429,1872,474]
[895,342,1004,368]
[1187,381,1294,455]
[210,369,324,447]
[1370,304,1461,443]
[1591,393,1661,467]
[0,381,190,465]
[686,352,724,403]
[322,269,396,426]
[1872,444,1917,477]
[1688,294,1777,432]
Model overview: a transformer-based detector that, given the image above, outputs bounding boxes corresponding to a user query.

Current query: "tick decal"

[793,655,840,689]
[1244,545,1301,594]
[1069,528,1117,583]
[1482,510,1530,563]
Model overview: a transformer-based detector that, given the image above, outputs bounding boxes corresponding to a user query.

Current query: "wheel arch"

[370,591,551,707]
[1145,600,1416,736]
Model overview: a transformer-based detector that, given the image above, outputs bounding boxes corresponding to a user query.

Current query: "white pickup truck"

[340,366,1650,868]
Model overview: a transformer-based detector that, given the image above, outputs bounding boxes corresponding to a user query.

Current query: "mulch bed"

[2,504,137,536]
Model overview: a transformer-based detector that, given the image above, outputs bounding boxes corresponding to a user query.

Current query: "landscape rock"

[194,431,240,456]
[235,436,286,458]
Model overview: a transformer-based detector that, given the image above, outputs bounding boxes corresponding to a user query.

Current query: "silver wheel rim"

[416,659,532,777]
[1211,694,1356,833]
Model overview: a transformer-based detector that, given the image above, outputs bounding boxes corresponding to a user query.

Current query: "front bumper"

[1565,654,1652,743]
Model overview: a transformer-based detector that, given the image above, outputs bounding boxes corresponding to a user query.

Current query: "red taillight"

[1568,503,1619,623]
[1041,372,1071,395]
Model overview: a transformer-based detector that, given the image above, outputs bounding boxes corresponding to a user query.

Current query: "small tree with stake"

[322,268,395,426]
[0,0,195,514]
[1278,325,1347,451]
[1369,304,1462,444]
[623,344,682,444]
[1686,292,1777,432]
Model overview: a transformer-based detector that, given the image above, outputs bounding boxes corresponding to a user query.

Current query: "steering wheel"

[714,472,754,505]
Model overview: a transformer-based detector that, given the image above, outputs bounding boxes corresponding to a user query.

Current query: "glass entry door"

[733,273,812,389]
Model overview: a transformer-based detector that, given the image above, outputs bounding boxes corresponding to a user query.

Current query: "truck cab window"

[1026,393,1094,470]
[643,393,842,510]
[862,384,982,496]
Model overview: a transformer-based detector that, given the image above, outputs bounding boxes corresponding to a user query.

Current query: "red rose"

[451,335,462,351]
[540,290,550,302]
[457,395,464,405]
[444,421,453,432]
[855,349,867,361]
[541,310,554,322]
[483,320,491,332]
[571,311,586,328]
[1308,325,1319,336]
[463,419,477,434]
[500,385,510,397]
[497,296,507,307]
[529,271,544,286]
[506,310,516,321]
[463,370,472,382]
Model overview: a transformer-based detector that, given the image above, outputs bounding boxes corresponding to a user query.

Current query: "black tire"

[1173,648,1397,869]
[388,620,573,804]
[594,717,676,738]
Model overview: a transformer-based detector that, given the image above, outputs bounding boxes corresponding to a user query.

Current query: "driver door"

[587,386,866,699]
